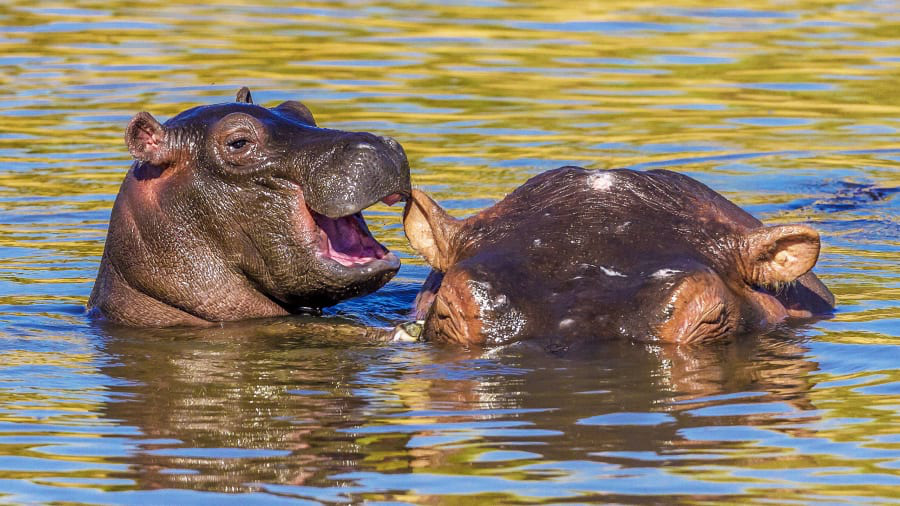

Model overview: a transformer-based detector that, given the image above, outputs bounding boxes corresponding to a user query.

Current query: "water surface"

[0,0,898,503]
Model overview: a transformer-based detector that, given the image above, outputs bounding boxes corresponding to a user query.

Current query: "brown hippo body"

[404,166,834,347]
[89,88,411,327]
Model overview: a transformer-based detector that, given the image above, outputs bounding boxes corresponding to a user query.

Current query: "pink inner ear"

[771,237,818,277]
[133,128,164,163]
[127,112,167,164]
[137,125,162,152]
[745,225,820,285]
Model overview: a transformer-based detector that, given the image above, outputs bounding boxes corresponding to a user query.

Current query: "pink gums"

[313,212,387,266]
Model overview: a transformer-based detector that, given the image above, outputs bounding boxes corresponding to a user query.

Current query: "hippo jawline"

[308,193,404,271]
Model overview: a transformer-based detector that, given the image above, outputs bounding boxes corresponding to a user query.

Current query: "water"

[0,0,898,503]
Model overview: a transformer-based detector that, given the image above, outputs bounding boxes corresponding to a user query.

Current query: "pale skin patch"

[586,171,615,191]
[599,266,627,277]
[467,279,526,342]
[651,268,682,279]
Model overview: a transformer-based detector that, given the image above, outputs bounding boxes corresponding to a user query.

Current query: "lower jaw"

[290,259,400,309]
[748,288,792,325]
[323,245,396,268]
[751,284,815,321]
[785,307,813,319]
[326,251,401,274]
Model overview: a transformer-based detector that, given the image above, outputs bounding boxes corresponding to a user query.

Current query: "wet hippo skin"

[88,88,411,327]
[404,166,834,347]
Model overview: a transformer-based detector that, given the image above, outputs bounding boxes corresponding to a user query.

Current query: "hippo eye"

[216,113,268,172]
[227,138,250,150]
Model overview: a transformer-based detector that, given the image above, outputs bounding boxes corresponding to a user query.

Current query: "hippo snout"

[303,132,411,219]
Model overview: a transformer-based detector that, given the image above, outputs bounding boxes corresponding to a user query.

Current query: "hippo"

[402,166,834,347]
[88,88,410,327]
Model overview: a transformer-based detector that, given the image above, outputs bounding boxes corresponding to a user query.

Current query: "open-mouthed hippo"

[403,166,834,347]
[88,88,410,327]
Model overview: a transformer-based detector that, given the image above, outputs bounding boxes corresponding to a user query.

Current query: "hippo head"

[88,88,411,326]
[404,167,834,347]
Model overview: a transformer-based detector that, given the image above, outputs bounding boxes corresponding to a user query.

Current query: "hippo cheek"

[654,271,741,344]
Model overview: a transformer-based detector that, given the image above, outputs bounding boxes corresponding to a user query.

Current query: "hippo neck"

[88,256,212,326]
[88,187,290,326]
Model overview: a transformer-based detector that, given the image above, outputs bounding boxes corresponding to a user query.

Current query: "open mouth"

[313,211,388,266]
[311,194,404,269]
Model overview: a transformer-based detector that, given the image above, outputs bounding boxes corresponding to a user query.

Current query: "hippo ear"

[273,100,316,126]
[742,225,821,286]
[235,86,253,104]
[403,189,462,272]
[125,112,169,165]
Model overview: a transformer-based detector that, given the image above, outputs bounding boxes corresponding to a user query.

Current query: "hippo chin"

[403,166,834,347]
[88,88,411,327]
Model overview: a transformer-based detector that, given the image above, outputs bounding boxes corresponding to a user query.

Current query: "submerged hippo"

[89,88,410,327]
[403,166,834,347]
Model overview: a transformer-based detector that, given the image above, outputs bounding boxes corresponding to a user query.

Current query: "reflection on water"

[6,325,892,503]
[0,0,897,503]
